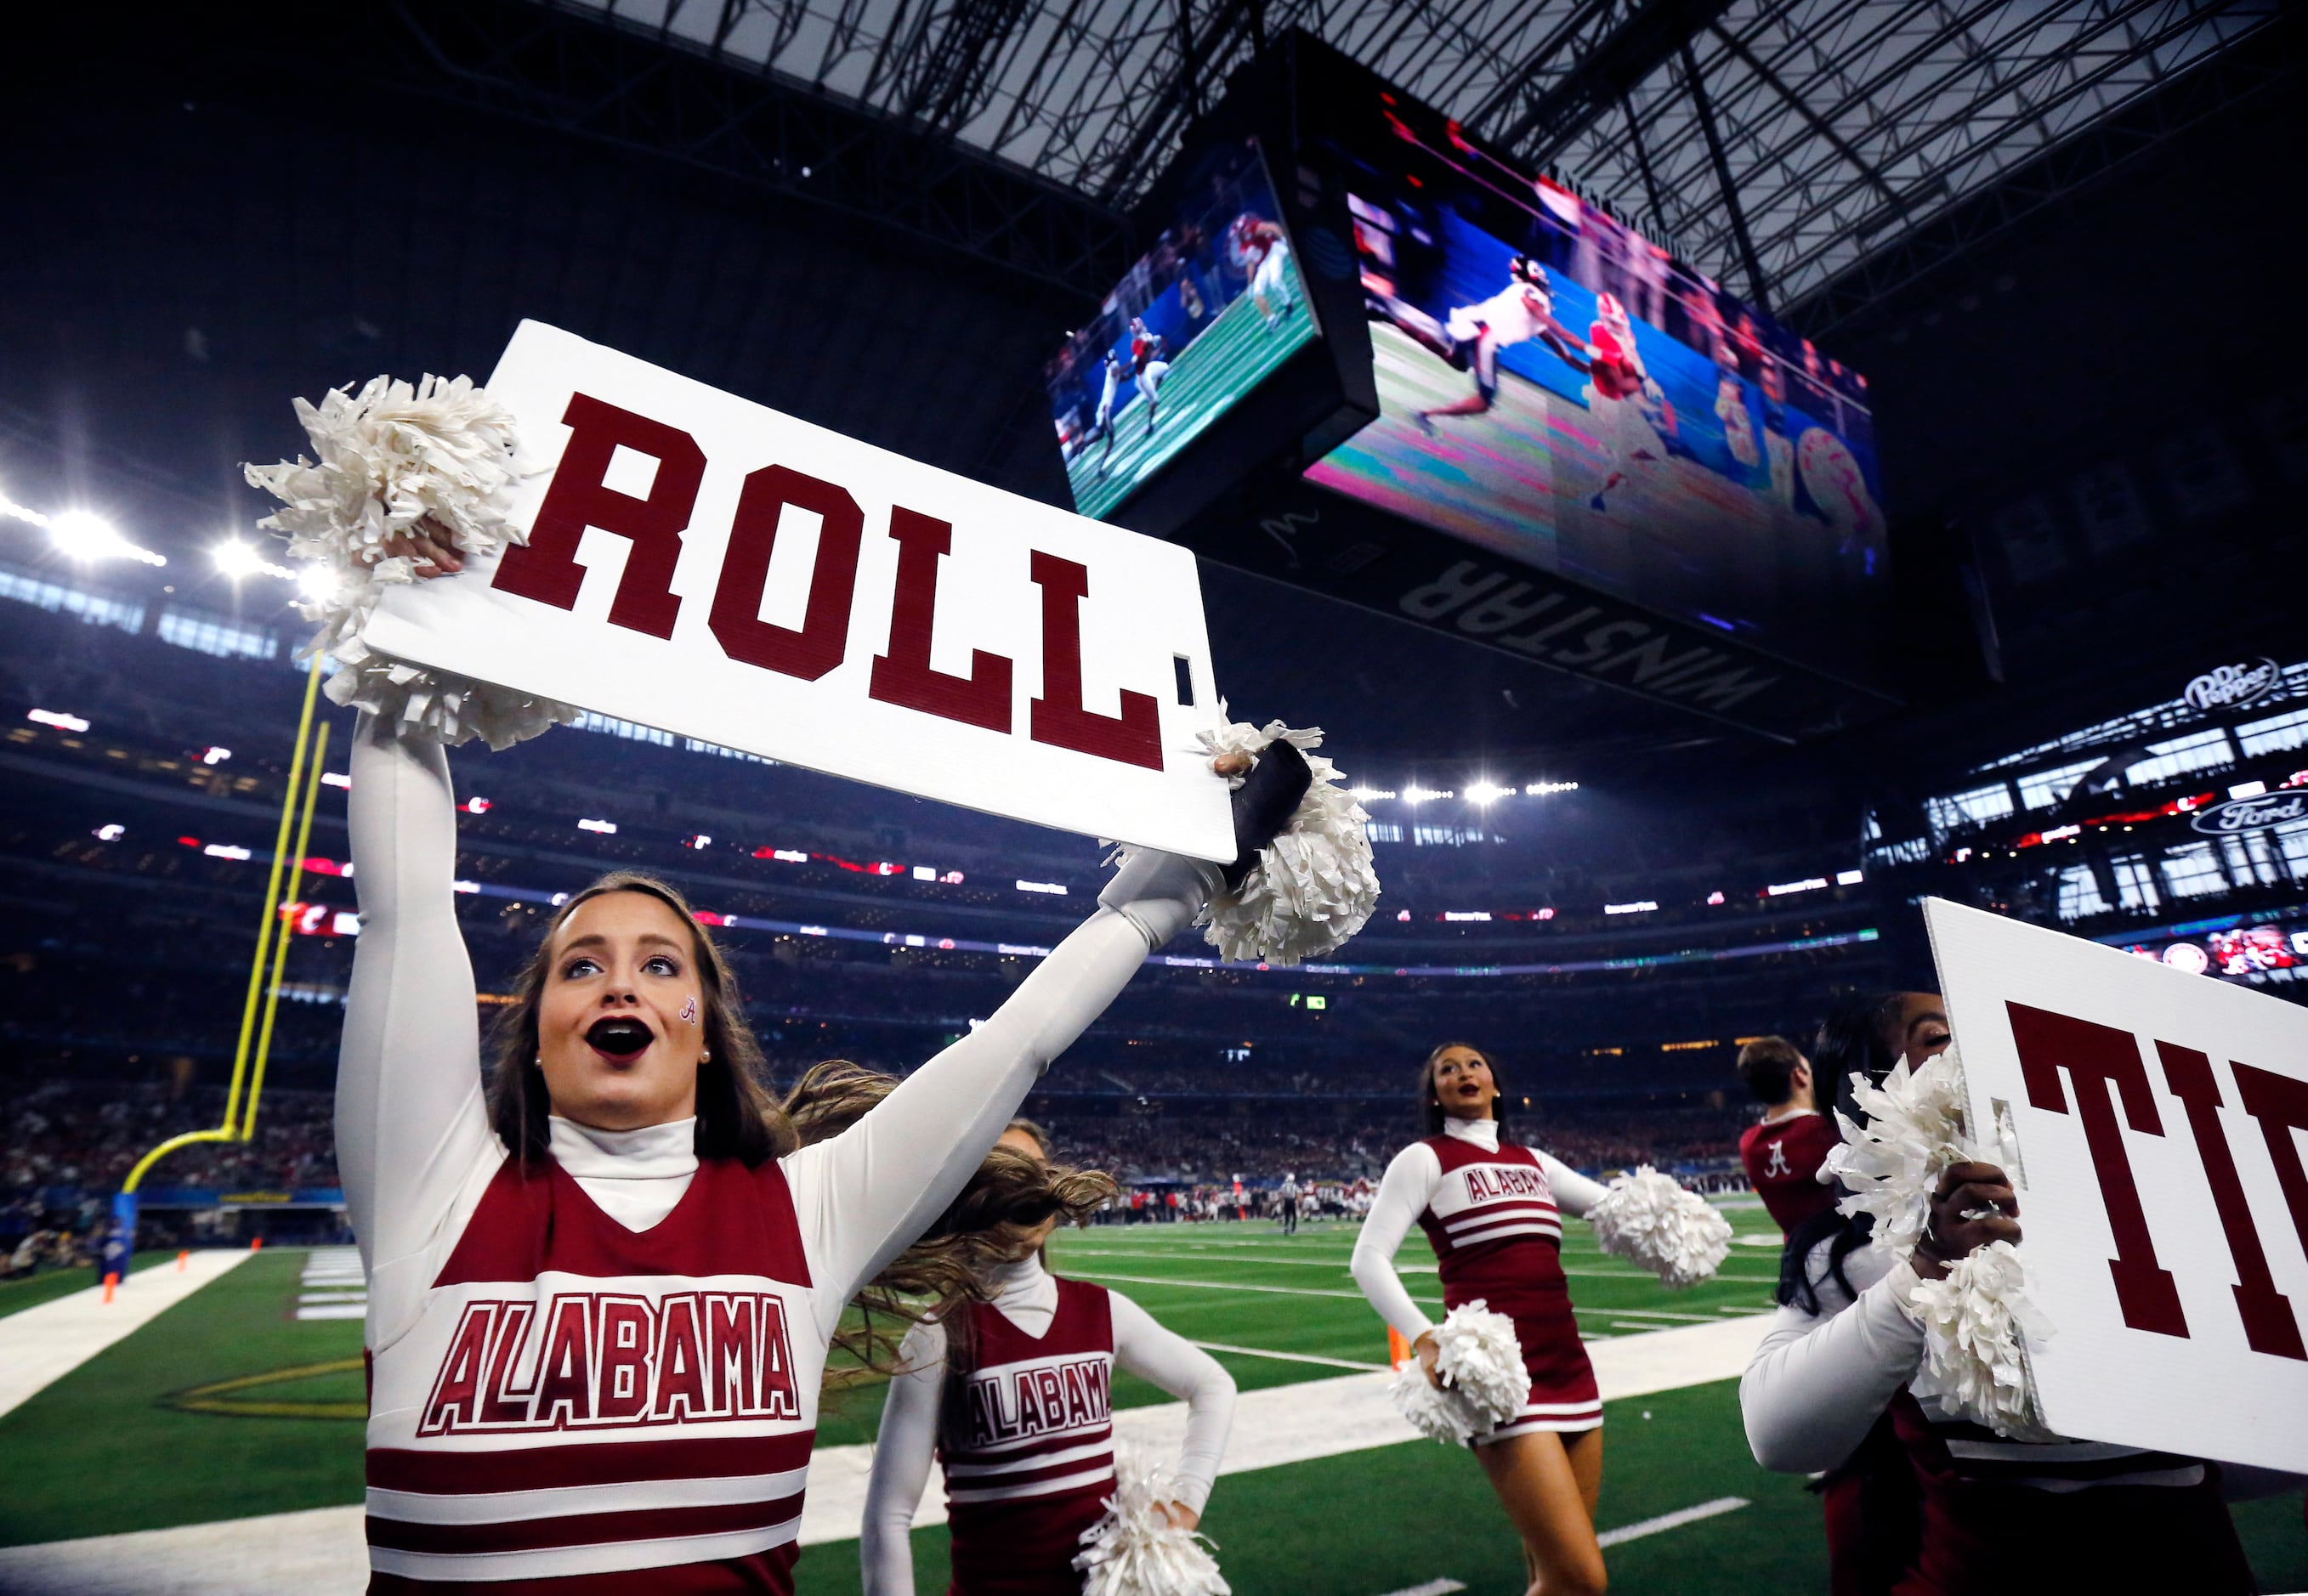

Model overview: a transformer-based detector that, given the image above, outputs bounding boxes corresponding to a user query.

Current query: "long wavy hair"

[783,1062,1116,1379]
[1417,1040,1510,1135]
[485,871,791,1167]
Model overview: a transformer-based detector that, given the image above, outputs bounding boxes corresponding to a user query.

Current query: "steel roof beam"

[1482,0,1737,170]
[389,0,1135,295]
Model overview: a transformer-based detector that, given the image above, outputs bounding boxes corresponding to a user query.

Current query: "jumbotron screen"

[1301,93,1887,681]
[1045,139,1318,522]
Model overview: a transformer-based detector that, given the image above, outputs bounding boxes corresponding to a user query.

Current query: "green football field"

[2,1216,2303,1593]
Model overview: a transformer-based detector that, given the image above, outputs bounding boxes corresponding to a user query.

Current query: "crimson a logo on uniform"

[1463,1163,1548,1201]
[962,1355,1113,1450]
[418,1291,802,1435]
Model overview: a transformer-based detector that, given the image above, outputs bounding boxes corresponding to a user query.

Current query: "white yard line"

[1375,1580,1469,1595]
[0,1505,369,1595]
[297,1247,367,1323]
[0,1293,1774,1593]
[1596,1496,1751,1546]
[0,1251,253,1421]
[801,1313,1770,1546]
[1066,1268,1441,1305]
[1191,1339,1391,1371]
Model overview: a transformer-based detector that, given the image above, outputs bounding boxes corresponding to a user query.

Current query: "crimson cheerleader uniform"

[1738,1109,1840,1233]
[1743,1237,2258,1594]
[939,1279,1120,1593]
[1352,1117,1608,1440]
[859,1257,1234,1595]
[340,719,1216,1588]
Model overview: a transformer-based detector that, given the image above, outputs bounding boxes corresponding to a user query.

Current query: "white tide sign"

[1925,897,2308,1472]
[361,321,1236,861]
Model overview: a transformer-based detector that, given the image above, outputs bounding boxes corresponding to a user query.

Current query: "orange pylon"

[103,1272,119,1304]
[178,1250,189,1271]
[1388,1327,1412,1369]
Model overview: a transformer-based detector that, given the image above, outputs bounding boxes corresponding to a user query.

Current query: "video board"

[1299,88,1888,684]
[2119,920,2308,992]
[1045,139,1319,523]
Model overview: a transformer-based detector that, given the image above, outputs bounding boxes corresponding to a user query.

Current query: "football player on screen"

[1092,351,1125,478]
[1366,253,1591,433]
[1583,291,1676,515]
[1128,317,1171,437]
[1229,212,1296,331]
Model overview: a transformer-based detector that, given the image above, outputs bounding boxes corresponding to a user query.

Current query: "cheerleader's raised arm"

[337,718,501,1338]
[785,844,1217,1338]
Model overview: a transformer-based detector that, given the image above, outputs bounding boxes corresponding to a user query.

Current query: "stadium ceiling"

[510,0,2283,331]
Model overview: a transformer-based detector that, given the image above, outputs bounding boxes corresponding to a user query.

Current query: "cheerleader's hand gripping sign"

[1925,897,2308,1474]
[349,320,1237,862]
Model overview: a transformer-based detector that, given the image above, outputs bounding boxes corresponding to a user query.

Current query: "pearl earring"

[700,1049,712,1065]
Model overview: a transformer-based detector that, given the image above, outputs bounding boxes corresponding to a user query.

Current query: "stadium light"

[1465,780,1512,805]
[1016,880,1069,896]
[1835,869,1865,885]
[1525,780,1579,795]
[465,797,491,815]
[94,823,125,841]
[212,538,294,581]
[297,565,340,603]
[1604,900,1658,914]
[201,746,232,764]
[27,708,90,732]
[1345,786,1396,801]
[1403,785,1453,804]
[576,818,617,834]
[49,509,167,567]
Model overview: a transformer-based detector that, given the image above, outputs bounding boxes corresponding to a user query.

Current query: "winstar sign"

[1926,898,2308,1473]
[363,321,1235,861]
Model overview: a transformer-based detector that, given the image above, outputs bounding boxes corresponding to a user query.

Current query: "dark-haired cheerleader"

[1352,1043,1609,1596]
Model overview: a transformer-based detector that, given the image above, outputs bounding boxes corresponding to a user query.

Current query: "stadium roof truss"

[498,0,2286,331]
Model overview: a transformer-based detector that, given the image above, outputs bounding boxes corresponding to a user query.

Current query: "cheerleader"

[1741,994,2264,1593]
[336,632,1310,1582]
[1350,1043,1609,1596]
[859,1115,1236,1593]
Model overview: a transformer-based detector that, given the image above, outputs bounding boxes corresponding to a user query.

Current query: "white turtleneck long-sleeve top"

[336,712,1217,1365]
[1347,1116,1608,1343]
[858,1254,1236,1595]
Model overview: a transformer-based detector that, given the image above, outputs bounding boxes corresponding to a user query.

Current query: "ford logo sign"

[2191,792,2308,835]
[2184,658,2281,712]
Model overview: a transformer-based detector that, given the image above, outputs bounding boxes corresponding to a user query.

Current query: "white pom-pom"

[1388,1301,1528,1444]
[1823,1046,2058,1440]
[1072,1448,1229,1596]
[1822,1050,1973,1261]
[1389,1357,1480,1446]
[1910,1240,2056,1440]
[245,375,580,750]
[1585,1167,1733,1289]
[1194,717,1379,966]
